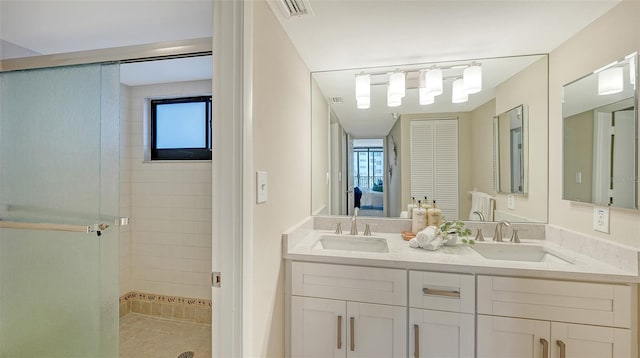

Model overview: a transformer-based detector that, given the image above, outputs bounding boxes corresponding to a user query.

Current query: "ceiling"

[267,0,620,138]
[0,0,622,137]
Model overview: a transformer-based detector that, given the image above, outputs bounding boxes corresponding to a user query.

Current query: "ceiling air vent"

[277,0,314,18]
[330,97,343,104]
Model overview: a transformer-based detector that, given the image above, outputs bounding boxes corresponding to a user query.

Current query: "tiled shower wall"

[119,80,212,300]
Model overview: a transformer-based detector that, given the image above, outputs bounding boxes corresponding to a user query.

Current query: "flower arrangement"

[438,220,474,245]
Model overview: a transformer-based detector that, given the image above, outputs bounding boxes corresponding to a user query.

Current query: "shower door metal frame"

[0,36,240,358]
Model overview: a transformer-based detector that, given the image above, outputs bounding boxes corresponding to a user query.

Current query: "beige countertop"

[283,219,640,284]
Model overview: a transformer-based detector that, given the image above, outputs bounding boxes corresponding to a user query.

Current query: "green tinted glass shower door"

[0,63,120,357]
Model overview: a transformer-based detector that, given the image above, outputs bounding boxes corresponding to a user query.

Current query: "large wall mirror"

[562,52,638,209]
[311,54,549,223]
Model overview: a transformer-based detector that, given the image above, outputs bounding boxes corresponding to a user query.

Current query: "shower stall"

[0,63,121,357]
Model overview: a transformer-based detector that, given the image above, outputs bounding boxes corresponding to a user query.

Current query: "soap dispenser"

[427,200,442,227]
[412,200,427,233]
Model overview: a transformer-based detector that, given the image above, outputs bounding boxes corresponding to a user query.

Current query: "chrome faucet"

[493,220,511,242]
[350,207,359,235]
[472,211,485,221]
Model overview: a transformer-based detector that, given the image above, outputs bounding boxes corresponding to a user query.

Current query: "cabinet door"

[477,315,550,358]
[291,296,346,358]
[409,308,474,358]
[551,322,631,358]
[346,302,406,358]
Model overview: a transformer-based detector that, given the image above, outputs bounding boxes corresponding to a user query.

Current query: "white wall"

[470,98,496,196]
[311,79,330,215]
[120,80,213,299]
[251,0,311,355]
[495,56,548,223]
[549,1,640,248]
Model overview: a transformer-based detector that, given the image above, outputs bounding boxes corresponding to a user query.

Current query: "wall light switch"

[507,194,515,210]
[257,171,268,204]
[575,171,582,184]
[593,206,610,233]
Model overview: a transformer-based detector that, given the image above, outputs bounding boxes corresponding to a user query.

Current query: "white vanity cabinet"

[289,262,407,358]
[408,271,475,358]
[477,276,633,358]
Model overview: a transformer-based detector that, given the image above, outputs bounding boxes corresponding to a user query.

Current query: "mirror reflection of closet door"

[345,134,354,216]
[510,127,523,193]
[611,110,635,208]
[592,109,636,208]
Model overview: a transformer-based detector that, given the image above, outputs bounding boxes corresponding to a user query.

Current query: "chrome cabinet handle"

[556,340,566,358]
[540,338,549,358]
[337,315,342,349]
[414,324,420,358]
[423,288,461,298]
[350,317,355,351]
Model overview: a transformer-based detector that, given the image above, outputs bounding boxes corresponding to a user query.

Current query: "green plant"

[438,220,474,245]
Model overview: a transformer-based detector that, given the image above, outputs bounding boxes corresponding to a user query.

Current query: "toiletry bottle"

[407,197,417,218]
[427,200,442,228]
[421,196,432,209]
[412,200,427,233]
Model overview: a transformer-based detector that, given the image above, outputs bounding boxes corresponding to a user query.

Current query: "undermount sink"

[471,242,574,264]
[317,234,389,253]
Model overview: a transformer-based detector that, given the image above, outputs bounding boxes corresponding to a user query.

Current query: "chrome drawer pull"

[423,287,460,298]
[350,317,355,351]
[540,338,549,358]
[414,324,420,358]
[556,340,566,358]
[337,315,342,349]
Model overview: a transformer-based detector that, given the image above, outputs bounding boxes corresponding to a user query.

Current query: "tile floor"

[120,313,211,358]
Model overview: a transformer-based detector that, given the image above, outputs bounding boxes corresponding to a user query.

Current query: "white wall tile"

[121,80,212,300]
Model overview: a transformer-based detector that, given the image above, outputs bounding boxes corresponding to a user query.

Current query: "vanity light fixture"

[628,55,636,87]
[598,66,624,95]
[463,62,482,94]
[419,87,435,105]
[387,71,405,107]
[387,85,402,107]
[451,78,468,103]
[355,73,371,109]
[423,68,443,97]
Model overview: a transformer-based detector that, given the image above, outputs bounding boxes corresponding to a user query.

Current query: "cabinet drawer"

[409,271,475,313]
[477,276,632,328]
[291,262,406,306]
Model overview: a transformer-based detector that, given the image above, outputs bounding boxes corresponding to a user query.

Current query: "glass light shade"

[452,78,468,103]
[388,71,405,99]
[357,97,370,109]
[419,87,435,105]
[598,66,624,95]
[424,68,443,96]
[463,64,482,94]
[387,86,402,107]
[355,73,370,101]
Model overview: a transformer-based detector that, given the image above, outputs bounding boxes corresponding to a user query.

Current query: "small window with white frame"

[150,95,212,160]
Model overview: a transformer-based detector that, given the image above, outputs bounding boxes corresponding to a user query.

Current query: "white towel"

[410,226,442,250]
[469,191,493,221]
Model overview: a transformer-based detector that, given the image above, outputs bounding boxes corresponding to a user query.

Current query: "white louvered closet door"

[410,121,435,202]
[410,120,459,220]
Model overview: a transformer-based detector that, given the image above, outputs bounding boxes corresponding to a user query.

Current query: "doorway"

[351,138,385,217]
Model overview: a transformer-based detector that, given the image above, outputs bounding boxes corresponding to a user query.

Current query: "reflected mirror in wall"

[495,105,528,195]
[562,52,638,209]
[311,54,549,223]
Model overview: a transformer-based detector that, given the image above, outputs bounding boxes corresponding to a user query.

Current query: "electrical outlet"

[507,194,515,210]
[593,207,610,233]
[575,171,582,184]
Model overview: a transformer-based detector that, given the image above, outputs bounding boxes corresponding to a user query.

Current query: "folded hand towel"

[409,226,440,250]
[422,236,444,251]
[469,191,493,221]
